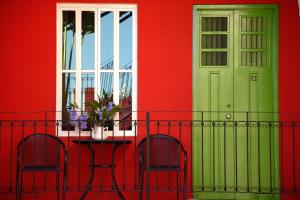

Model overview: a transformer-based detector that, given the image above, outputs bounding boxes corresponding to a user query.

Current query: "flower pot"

[92,126,109,140]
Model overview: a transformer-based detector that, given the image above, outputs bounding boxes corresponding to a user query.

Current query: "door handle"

[226,114,231,119]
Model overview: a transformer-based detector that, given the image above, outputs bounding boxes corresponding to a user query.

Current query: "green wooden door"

[193,5,279,200]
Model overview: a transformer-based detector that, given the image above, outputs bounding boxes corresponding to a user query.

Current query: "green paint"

[192,5,279,200]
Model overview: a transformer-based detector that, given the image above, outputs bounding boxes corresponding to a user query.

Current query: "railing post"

[146,112,150,200]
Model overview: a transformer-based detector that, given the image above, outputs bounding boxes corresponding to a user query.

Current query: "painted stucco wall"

[0,0,300,199]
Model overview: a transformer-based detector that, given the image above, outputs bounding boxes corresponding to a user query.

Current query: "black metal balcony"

[0,111,299,199]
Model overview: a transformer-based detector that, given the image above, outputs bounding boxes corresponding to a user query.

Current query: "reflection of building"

[84,87,94,111]
[120,96,132,130]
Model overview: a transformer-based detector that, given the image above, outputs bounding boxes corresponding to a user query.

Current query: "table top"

[72,138,132,145]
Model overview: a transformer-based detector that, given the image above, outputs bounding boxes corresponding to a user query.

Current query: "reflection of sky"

[101,12,114,68]
[65,12,132,70]
[82,34,95,70]
[120,12,132,69]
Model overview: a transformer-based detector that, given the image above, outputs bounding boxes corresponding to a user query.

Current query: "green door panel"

[193,5,279,200]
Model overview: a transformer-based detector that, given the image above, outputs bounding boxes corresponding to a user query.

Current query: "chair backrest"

[138,134,184,170]
[17,134,66,170]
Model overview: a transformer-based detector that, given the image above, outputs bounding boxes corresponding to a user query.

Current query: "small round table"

[72,138,132,200]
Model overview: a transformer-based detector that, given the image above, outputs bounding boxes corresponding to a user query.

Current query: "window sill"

[57,129,136,137]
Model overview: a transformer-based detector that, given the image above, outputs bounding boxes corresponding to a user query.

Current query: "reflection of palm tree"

[63,12,94,113]
[62,12,94,130]
[62,12,75,124]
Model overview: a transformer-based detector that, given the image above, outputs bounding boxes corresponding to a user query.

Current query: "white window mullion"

[132,8,138,127]
[114,9,120,105]
[95,9,100,101]
[56,7,63,125]
[114,9,120,133]
[76,9,82,107]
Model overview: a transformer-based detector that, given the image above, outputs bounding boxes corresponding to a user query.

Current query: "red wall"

[0,0,300,199]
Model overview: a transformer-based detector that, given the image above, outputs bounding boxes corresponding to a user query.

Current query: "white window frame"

[56,3,137,136]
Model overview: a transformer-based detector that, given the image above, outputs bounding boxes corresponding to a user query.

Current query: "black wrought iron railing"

[0,111,299,199]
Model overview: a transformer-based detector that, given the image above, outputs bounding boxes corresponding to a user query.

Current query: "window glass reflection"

[62,73,76,130]
[101,12,114,70]
[81,73,95,110]
[119,72,132,130]
[100,72,113,98]
[62,11,76,70]
[82,11,95,70]
[119,11,132,70]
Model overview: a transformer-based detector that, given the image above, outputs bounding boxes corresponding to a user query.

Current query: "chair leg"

[138,167,144,200]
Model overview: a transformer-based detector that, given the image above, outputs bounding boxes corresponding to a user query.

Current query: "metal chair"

[16,134,67,200]
[138,134,187,200]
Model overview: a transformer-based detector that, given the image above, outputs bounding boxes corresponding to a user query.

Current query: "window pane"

[100,11,114,70]
[202,34,227,49]
[201,52,227,66]
[82,11,95,70]
[81,73,95,111]
[62,73,76,109]
[202,17,227,32]
[62,73,76,130]
[119,11,132,70]
[100,72,113,98]
[62,11,76,70]
[119,72,132,130]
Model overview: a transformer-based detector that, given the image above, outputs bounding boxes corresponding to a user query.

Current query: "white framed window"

[56,4,137,136]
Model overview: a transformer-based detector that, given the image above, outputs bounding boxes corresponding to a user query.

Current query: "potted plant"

[79,92,121,139]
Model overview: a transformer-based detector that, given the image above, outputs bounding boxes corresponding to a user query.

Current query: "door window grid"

[240,16,268,67]
[200,16,229,67]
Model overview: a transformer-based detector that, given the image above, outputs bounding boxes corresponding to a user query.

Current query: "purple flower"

[79,112,88,130]
[69,110,77,125]
[97,110,102,121]
[107,102,113,111]
[80,121,87,130]
[80,112,88,120]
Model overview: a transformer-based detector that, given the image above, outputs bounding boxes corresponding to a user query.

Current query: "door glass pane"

[119,72,132,130]
[202,34,227,48]
[82,11,95,70]
[201,52,227,66]
[201,17,227,32]
[100,11,114,70]
[81,73,95,111]
[62,11,76,70]
[241,52,266,67]
[241,34,267,49]
[241,16,267,32]
[100,72,113,98]
[119,11,133,70]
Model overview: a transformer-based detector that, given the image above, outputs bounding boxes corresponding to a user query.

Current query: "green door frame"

[192,4,279,199]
